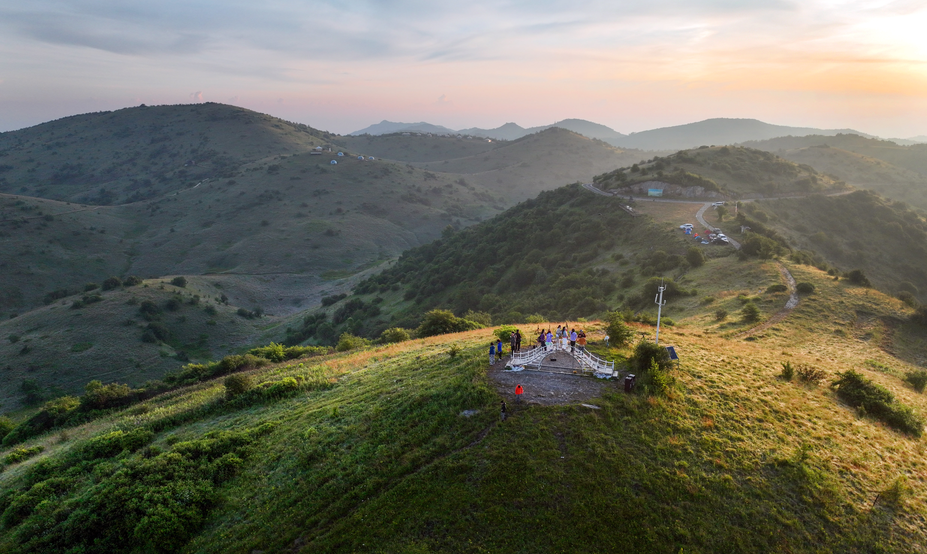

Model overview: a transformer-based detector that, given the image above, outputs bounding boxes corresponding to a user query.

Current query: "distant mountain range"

[351,117,892,151]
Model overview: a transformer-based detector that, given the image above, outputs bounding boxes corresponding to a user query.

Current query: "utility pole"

[654,278,666,345]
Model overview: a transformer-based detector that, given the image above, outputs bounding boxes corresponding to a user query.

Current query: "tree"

[101,276,122,291]
[171,276,188,288]
[380,327,411,343]
[416,309,480,337]
[630,341,672,373]
[846,269,871,287]
[716,206,728,221]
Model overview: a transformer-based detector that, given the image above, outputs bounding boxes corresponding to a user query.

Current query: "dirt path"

[739,262,799,338]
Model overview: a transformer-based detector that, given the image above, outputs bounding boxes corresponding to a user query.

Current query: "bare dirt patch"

[488,355,614,406]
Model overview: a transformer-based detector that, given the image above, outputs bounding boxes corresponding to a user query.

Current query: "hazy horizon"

[2,1,926,137]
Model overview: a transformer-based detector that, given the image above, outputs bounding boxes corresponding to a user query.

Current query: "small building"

[337,152,344,157]
[357,155,365,160]
[330,160,338,165]
[367,156,375,160]
[314,146,323,151]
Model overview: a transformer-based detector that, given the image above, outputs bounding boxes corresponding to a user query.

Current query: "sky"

[1,0,926,137]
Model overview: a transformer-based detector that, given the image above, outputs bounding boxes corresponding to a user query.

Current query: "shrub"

[43,396,81,418]
[911,306,927,327]
[766,284,788,293]
[796,364,826,383]
[139,300,162,320]
[630,341,672,374]
[145,322,171,342]
[101,276,122,290]
[525,314,547,324]
[416,309,481,337]
[780,361,794,381]
[715,308,728,321]
[493,325,518,342]
[845,269,871,287]
[641,358,673,396]
[448,344,462,358]
[832,370,924,436]
[171,276,187,288]
[204,304,218,315]
[224,374,254,399]
[164,297,182,311]
[897,291,918,308]
[123,275,143,286]
[604,312,633,348]
[8,334,19,343]
[905,370,927,393]
[686,247,706,268]
[81,380,133,410]
[336,333,369,352]
[741,302,760,323]
[0,416,15,440]
[796,282,815,294]
[380,327,411,343]
[3,446,43,465]
[321,293,347,306]
[84,283,99,292]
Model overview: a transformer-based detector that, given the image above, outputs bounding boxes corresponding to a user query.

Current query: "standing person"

[515,330,522,353]
[496,339,504,359]
[515,384,524,403]
[546,329,553,351]
[556,325,562,340]
[577,330,587,352]
[489,341,496,365]
[510,330,517,355]
[560,332,569,350]
[501,400,507,422]
[537,330,545,350]
[604,333,610,347]
[570,329,577,353]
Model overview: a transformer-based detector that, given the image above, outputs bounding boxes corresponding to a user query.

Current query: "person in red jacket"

[515,384,524,403]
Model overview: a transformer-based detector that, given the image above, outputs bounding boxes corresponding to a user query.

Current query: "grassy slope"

[1,259,926,552]
[413,128,649,201]
[736,191,927,302]
[769,145,927,211]
[339,134,499,163]
[744,134,927,177]
[596,146,844,199]
[0,276,282,411]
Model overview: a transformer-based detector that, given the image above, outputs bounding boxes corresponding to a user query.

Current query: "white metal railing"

[573,346,616,375]
[508,345,548,367]
[507,342,615,376]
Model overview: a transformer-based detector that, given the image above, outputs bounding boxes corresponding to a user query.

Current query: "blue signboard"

[647,189,663,197]
[665,346,678,360]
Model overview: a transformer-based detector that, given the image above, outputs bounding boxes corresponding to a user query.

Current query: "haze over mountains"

[350,117,901,150]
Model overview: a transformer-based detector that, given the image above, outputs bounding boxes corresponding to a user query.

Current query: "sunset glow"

[1,0,926,136]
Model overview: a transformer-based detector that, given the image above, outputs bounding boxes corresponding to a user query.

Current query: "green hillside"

[0,103,339,205]
[745,134,927,176]
[340,133,499,163]
[594,145,845,199]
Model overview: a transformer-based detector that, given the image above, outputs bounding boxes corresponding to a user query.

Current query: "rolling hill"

[744,134,927,177]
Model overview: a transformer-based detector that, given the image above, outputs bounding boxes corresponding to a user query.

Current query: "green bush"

[630,341,672,374]
[83,428,154,459]
[0,416,14,440]
[224,374,254,399]
[139,300,162,320]
[604,312,633,348]
[780,361,794,381]
[462,310,492,326]
[493,325,518,342]
[905,370,927,393]
[897,291,918,308]
[336,333,370,352]
[796,365,826,383]
[832,370,924,436]
[796,282,815,294]
[766,284,788,293]
[845,269,871,287]
[911,305,927,327]
[101,276,122,290]
[741,302,761,323]
[82,380,133,410]
[171,276,188,288]
[3,446,43,465]
[380,327,411,343]
[124,275,143,286]
[416,309,481,337]
[715,308,728,321]
[686,247,706,268]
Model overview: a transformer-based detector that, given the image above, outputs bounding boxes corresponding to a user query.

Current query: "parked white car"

[679,223,694,230]
[711,201,725,207]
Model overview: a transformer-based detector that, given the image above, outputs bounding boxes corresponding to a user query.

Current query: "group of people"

[536,325,586,353]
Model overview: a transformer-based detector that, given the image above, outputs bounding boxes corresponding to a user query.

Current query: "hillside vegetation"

[595,146,845,199]
[745,134,927,176]
[1,294,925,552]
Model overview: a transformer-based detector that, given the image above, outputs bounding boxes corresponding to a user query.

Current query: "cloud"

[190,91,202,101]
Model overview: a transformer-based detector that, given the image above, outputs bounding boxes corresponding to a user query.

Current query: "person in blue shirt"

[489,341,496,364]
[569,329,577,353]
[496,339,504,359]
